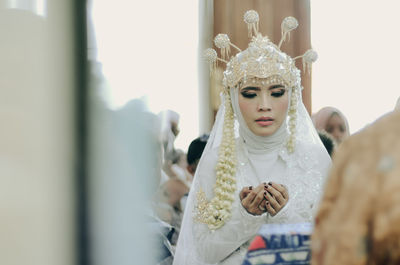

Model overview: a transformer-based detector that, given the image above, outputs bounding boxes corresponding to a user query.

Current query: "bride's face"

[238,80,289,136]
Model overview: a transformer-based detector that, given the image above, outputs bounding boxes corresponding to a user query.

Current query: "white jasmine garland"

[195,92,237,230]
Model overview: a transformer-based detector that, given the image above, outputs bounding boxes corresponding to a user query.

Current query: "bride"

[173,10,331,265]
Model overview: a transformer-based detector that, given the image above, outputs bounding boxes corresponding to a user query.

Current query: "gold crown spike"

[278,16,299,48]
[244,10,259,38]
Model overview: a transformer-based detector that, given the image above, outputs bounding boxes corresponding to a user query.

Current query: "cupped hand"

[263,182,289,216]
[239,184,267,215]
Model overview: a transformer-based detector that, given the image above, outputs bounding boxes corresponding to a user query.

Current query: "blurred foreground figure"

[312,111,400,265]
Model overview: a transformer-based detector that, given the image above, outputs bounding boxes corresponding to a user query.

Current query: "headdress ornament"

[204,10,317,89]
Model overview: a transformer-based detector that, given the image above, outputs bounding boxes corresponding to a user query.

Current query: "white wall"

[92,0,199,151]
[311,0,400,133]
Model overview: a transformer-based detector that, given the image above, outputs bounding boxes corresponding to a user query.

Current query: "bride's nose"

[257,93,271,111]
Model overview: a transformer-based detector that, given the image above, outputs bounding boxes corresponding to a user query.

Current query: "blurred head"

[237,79,289,137]
[313,107,349,144]
[186,134,209,175]
[325,113,346,144]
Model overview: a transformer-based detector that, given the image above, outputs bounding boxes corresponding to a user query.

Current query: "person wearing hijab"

[173,11,331,265]
[312,107,350,145]
[312,110,400,265]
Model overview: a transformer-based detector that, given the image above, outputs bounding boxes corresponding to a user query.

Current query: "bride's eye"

[241,92,257,98]
[269,84,285,98]
[271,89,286,98]
[241,86,258,98]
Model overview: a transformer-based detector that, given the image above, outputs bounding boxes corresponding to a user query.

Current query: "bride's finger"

[241,185,262,207]
[265,201,277,216]
[250,189,267,210]
[269,182,289,199]
[265,184,285,205]
[264,190,280,211]
[239,186,253,201]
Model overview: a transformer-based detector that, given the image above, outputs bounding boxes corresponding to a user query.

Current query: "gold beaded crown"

[204,10,317,89]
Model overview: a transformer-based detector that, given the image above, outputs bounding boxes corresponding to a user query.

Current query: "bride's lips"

[255,117,274,126]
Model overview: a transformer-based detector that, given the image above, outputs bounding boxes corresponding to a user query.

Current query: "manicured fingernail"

[249,186,253,190]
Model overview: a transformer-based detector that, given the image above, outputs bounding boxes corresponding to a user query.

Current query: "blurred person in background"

[186,134,209,177]
[312,107,350,145]
[170,149,192,188]
[154,178,189,247]
[180,134,210,212]
[117,99,175,265]
[312,110,400,265]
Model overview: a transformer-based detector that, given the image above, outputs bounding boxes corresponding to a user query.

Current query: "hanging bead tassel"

[302,49,318,74]
[204,48,218,76]
[214,34,231,60]
[279,16,298,48]
[244,10,259,38]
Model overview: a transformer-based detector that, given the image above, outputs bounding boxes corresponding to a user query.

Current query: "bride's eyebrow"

[241,86,260,92]
[269,84,285,90]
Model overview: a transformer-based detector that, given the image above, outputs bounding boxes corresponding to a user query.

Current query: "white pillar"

[0,2,75,265]
[198,0,214,134]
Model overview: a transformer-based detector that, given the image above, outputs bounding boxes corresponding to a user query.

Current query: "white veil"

[173,85,331,264]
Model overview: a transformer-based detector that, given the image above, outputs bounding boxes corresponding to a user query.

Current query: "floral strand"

[195,91,237,230]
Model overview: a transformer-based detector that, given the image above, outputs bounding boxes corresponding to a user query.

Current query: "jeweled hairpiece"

[204,10,317,89]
